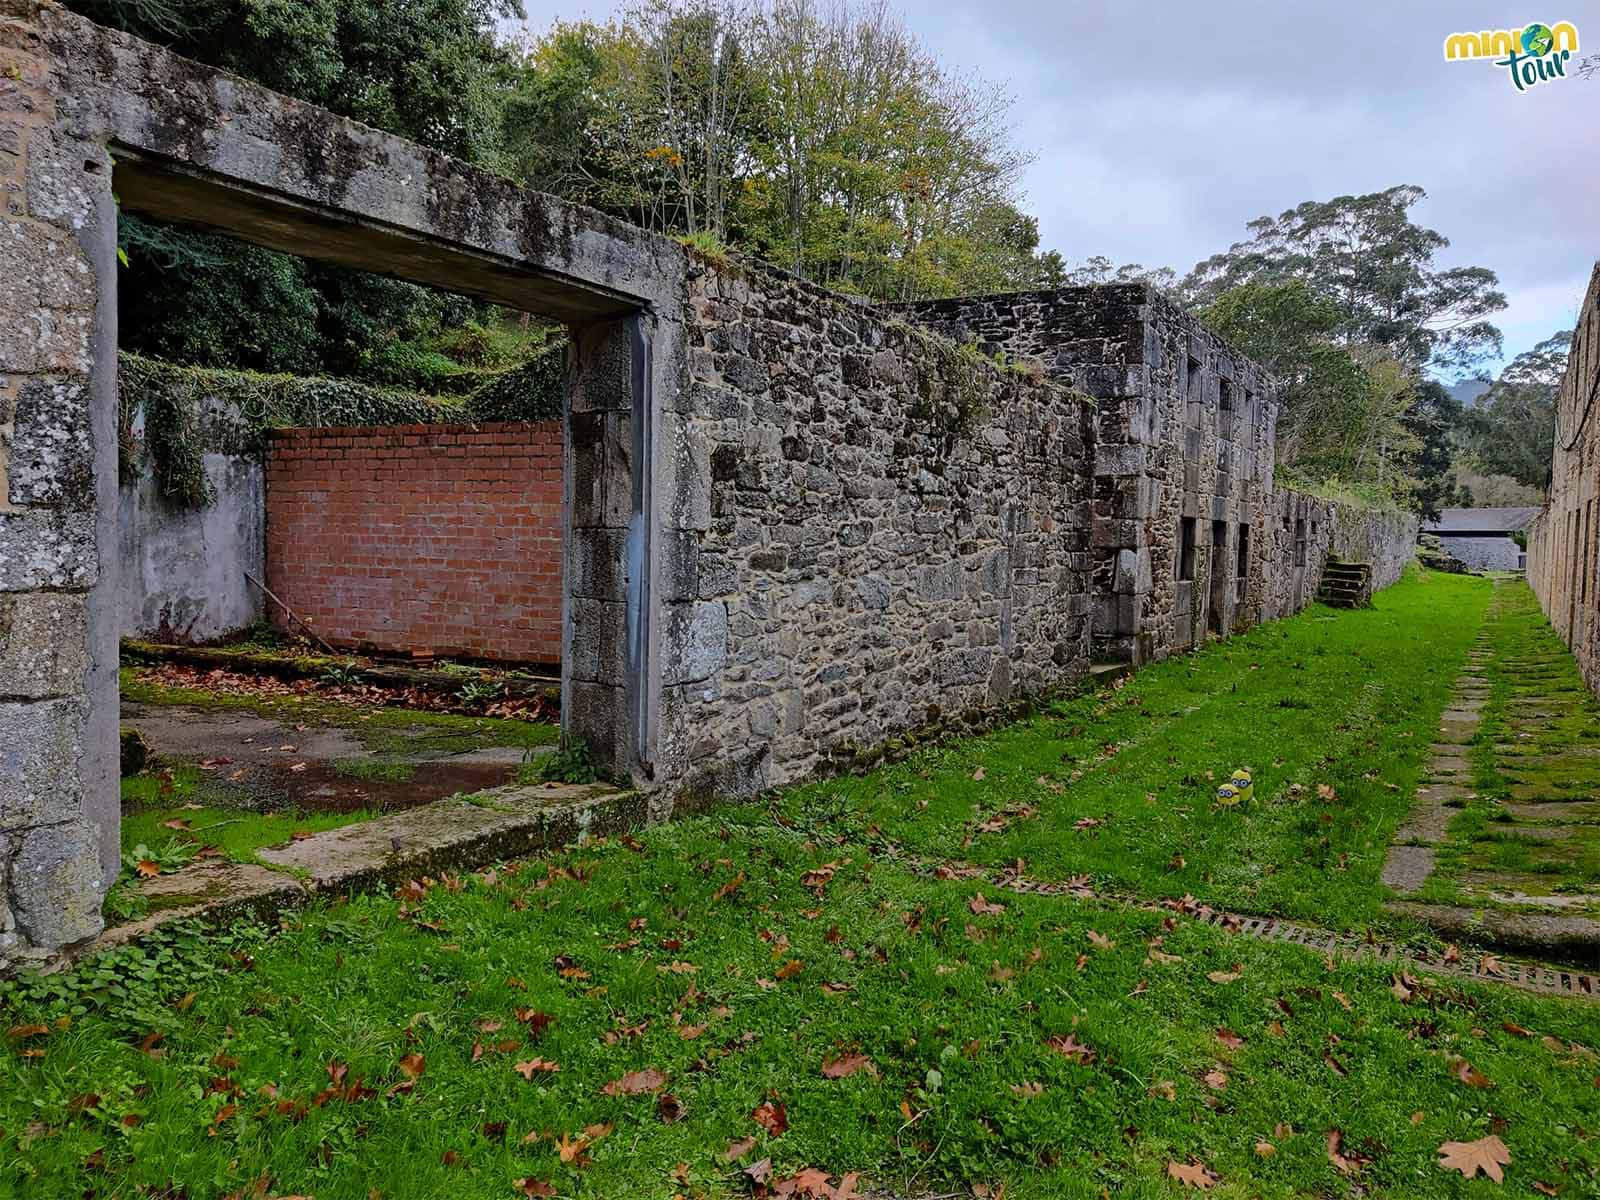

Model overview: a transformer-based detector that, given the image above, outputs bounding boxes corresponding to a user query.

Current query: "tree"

[1463,331,1572,492]
[70,0,525,380]
[500,0,1043,301]
[1059,256,1177,290]
[1184,186,1506,377]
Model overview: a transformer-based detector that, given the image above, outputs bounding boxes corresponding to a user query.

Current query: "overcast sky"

[504,1,1596,378]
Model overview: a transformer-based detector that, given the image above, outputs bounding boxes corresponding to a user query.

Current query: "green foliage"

[1462,330,1571,492]
[82,0,527,381]
[1203,281,1430,508]
[1184,185,1506,376]
[535,738,600,784]
[120,838,197,877]
[459,342,566,423]
[502,3,1053,301]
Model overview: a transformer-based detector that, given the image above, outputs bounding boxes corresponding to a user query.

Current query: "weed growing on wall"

[118,346,567,508]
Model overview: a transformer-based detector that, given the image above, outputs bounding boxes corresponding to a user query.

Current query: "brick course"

[265,422,564,665]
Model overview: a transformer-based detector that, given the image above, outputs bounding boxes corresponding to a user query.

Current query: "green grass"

[4,816,1597,1199]
[772,569,1493,928]
[120,766,372,866]
[1420,580,1600,914]
[333,757,418,784]
[21,569,1597,1197]
[120,665,559,755]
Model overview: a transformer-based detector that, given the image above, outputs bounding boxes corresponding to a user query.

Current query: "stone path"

[1382,579,1600,960]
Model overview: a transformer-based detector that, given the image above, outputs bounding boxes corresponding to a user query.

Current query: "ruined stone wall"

[892,287,1277,664]
[1528,263,1600,694]
[892,288,1417,658]
[654,260,1096,796]
[0,0,121,971]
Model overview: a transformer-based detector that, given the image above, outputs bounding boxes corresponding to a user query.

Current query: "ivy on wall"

[118,343,567,508]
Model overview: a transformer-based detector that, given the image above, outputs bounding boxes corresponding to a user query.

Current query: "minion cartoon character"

[1230,768,1254,805]
[1215,781,1240,807]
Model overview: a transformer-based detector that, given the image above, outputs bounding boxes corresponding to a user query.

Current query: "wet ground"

[122,700,540,815]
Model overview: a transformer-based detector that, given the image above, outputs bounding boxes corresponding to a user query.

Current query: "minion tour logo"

[1444,21,1580,91]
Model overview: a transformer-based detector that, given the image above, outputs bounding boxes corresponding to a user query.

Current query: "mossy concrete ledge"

[74,782,642,965]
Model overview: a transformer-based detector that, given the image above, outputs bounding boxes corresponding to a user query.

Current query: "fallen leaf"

[1215,1028,1244,1050]
[514,1059,561,1080]
[821,1051,877,1079]
[1086,930,1115,951]
[656,1092,686,1123]
[1009,1082,1044,1099]
[514,1178,556,1197]
[1327,1129,1369,1175]
[1166,1160,1218,1190]
[396,1053,425,1080]
[1254,1141,1276,1158]
[599,1065,665,1097]
[752,1099,788,1136]
[1046,1034,1096,1065]
[722,1135,758,1161]
[1437,1134,1510,1182]
[1453,1059,1492,1089]
[1206,969,1240,985]
[968,893,1006,916]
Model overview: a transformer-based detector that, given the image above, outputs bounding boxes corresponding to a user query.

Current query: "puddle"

[255,760,521,814]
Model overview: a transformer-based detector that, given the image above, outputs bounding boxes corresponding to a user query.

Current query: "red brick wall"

[265,422,564,664]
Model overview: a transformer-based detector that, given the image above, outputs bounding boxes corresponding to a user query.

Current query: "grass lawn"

[13,569,1596,1198]
[4,817,1597,1199]
[774,568,1493,928]
[1419,580,1600,914]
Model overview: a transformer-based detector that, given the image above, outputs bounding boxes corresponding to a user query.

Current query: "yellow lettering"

[1444,32,1483,59]
[1486,29,1517,56]
[1553,21,1580,52]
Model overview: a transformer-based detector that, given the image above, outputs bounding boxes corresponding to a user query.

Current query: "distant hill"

[1449,378,1492,409]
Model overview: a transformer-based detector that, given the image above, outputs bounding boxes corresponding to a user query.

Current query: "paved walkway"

[1383,578,1600,959]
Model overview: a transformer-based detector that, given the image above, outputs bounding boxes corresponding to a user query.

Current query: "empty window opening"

[1219,379,1235,412]
[1208,520,1230,635]
[1236,523,1250,602]
[1178,517,1197,581]
[1186,355,1201,397]
[1294,518,1307,567]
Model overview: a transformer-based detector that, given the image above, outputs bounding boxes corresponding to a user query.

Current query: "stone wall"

[117,455,264,642]
[266,422,564,664]
[1528,263,1600,694]
[1438,534,1524,572]
[892,288,1416,659]
[0,0,122,971]
[654,260,1096,795]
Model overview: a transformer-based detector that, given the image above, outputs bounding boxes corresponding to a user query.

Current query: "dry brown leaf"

[968,893,1006,916]
[1165,1160,1218,1190]
[821,1051,877,1079]
[722,1135,758,1162]
[1437,1134,1510,1182]
[601,1067,664,1095]
[513,1059,560,1080]
[752,1099,789,1136]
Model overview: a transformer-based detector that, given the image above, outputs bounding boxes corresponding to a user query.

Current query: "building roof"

[1424,507,1541,534]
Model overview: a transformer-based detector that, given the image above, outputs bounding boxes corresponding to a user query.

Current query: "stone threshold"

[79,782,642,962]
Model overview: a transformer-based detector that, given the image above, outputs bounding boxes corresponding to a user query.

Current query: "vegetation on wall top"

[118,343,566,509]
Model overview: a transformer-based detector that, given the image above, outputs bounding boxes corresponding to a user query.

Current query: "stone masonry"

[4,1,1420,968]
[893,287,1417,663]
[658,262,1095,796]
[1,0,121,971]
[1527,262,1600,693]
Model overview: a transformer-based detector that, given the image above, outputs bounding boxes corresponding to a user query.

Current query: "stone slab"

[1385,901,1600,964]
[71,783,645,966]
[1381,845,1436,893]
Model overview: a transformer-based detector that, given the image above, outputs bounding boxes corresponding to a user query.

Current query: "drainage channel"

[915,859,1600,1002]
